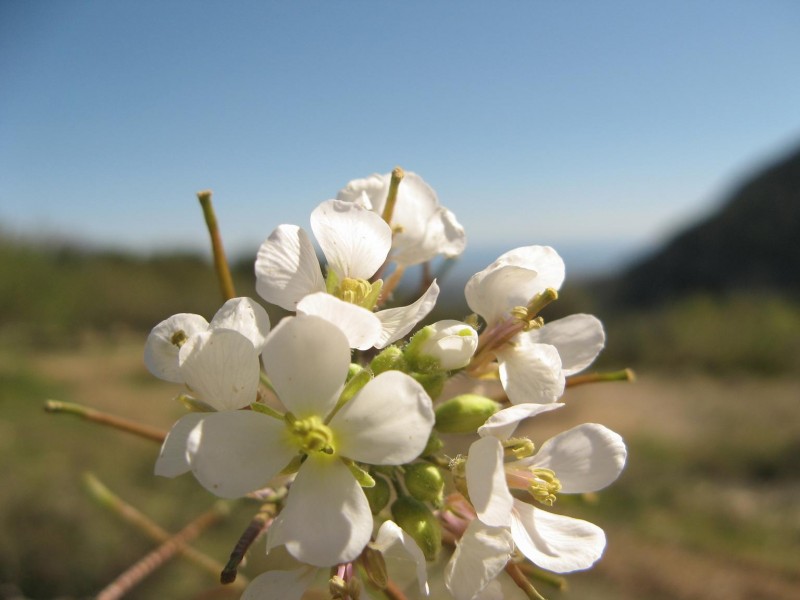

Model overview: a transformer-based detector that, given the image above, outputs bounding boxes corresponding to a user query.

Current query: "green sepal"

[343,459,376,488]
[412,372,446,400]
[249,402,284,420]
[177,393,215,413]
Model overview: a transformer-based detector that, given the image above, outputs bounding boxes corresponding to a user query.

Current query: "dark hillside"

[614,143,800,306]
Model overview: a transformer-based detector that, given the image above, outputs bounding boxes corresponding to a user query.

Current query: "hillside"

[613,143,800,306]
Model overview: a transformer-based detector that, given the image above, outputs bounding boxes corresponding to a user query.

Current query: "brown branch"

[44,400,167,443]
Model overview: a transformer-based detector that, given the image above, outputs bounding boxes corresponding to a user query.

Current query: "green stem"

[381,167,404,225]
[44,400,167,443]
[566,368,636,388]
[197,189,236,301]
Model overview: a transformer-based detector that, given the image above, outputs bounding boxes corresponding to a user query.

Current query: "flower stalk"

[44,400,167,443]
[197,189,236,301]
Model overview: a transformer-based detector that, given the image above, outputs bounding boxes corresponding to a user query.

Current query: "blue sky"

[2,1,800,272]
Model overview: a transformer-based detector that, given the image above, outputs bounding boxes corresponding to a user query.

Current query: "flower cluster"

[145,168,629,600]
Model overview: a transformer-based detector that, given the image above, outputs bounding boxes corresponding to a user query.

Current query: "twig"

[505,561,548,600]
[197,190,236,301]
[82,473,242,587]
[96,501,228,599]
[221,505,274,584]
[44,400,167,443]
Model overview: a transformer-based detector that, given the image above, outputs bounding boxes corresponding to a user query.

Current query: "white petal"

[331,371,434,465]
[374,520,430,597]
[527,424,627,493]
[241,567,318,600]
[336,173,387,212]
[387,173,465,266]
[374,280,440,348]
[510,500,606,573]
[466,437,513,528]
[310,199,391,280]
[261,315,350,418]
[478,403,564,440]
[155,412,205,477]
[445,519,513,600]
[178,329,260,411]
[267,455,372,567]
[210,297,271,354]
[465,246,565,327]
[186,411,296,499]
[297,292,382,350]
[527,314,605,376]
[255,224,325,310]
[497,341,565,405]
[143,313,209,383]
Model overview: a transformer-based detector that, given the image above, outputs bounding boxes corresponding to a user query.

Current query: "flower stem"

[197,189,236,301]
[566,368,636,387]
[381,167,404,225]
[505,562,548,600]
[221,505,275,584]
[44,400,167,443]
[95,491,232,599]
[83,473,241,588]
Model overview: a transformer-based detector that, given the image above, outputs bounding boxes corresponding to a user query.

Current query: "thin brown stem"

[96,503,228,600]
[197,189,236,301]
[221,505,274,584]
[505,561,548,600]
[82,473,241,587]
[44,400,167,443]
[383,578,410,600]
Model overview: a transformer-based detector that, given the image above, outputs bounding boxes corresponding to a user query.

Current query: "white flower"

[446,403,626,598]
[241,521,429,599]
[465,246,604,404]
[157,314,435,567]
[337,171,466,267]
[407,320,479,371]
[255,199,439,349]
[144,297,270,383]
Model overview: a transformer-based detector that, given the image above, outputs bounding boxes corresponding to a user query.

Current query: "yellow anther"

[170,329,189,347]
[528,468,562,506]
[288,415,335,455]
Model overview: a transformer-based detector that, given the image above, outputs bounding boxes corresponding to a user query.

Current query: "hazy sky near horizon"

[2,1,800,264]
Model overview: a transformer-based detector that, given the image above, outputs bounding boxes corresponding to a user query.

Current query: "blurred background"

[1,2,799,599]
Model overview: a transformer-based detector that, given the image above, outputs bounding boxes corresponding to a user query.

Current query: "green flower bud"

[421,431,444,457]
[370,345,406,375]
[391,496,442,561]
[412,372,446,400]
[363,476,391,514]
[434,394,501,433]
[404,463,444,506]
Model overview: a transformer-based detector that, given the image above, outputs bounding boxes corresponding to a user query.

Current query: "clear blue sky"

[2,1,800,269]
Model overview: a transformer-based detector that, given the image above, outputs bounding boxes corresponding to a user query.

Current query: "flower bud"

[363,476,391,514]
[391,496,442,561]
[405,320,478,372]
[370,345,406,375]
[404,463,444,506]
[434,394,501,433]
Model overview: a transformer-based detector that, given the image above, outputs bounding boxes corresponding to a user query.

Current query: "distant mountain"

[613,143,800,306]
